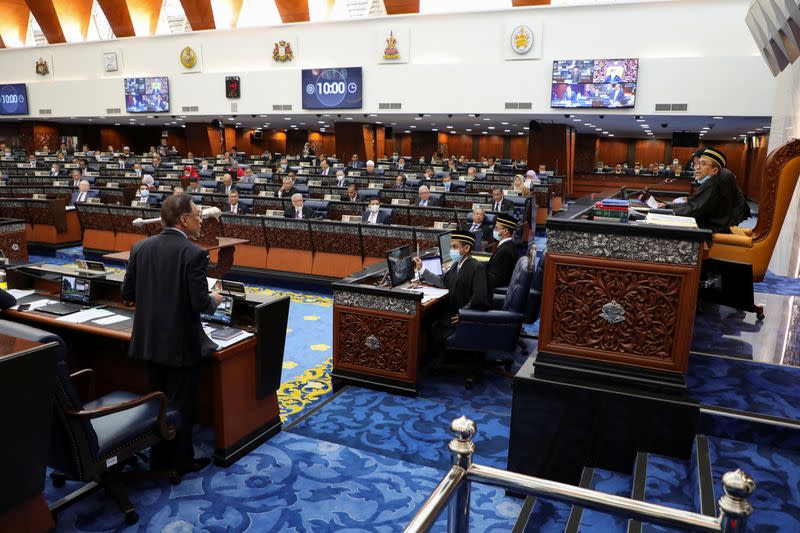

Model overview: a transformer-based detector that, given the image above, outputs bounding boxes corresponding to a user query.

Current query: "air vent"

[231,103,238,113]
[655,103,671,111]
[39,109,52,115]
[272,104,292,111]
[378,102,402,110]
[181,106,199,112]
[505,102,532,110]
[671,103,688,111]
[105,107,121,114]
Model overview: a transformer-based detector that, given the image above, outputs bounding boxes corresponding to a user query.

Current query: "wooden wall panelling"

[185,123,212,157]
[595,139,628,167]
[574,134,598,172]
[383,0,419,15]
[509,136,528,161]
[307,132,335,157]
[375,126,385,159]
[528,123,571,177]
[478,135,504,159]
[633,139,667,166]
[51,0,94,41]
[743,135,769,200]
[410,132,436,160]
[96,0,135,37]
[286,130,308,156]
[335,122,367,161]
[223,125,237,153]
[362,124,375,161]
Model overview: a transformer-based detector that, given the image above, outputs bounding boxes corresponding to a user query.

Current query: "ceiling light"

[129,118,135,121]
[369,114,377,117]
[283,117,290,120]
[474,123,480,126]
[602,131,608,134]
[482,131,488,135]
[501,122,509,125]
[518,132,524,135]
[488,126,495,130]
[595,128,602,131]
[410,125,416,128]
[483,118,491,121]
[346,117,353,120]
[424,114,431,117]
[747,131,755,134]
[391,122,397,125]
[523,127,529,130]
[466,129,472,132]
[404,130,411,133]
[99,116,106,119]
[114,123,120,126]
[636,119,645,122]
[318,121,325,124]
[713,116,723,120]
[414,117,421,120]
[147,115,154,119]
[468,114,475,117]
[504,129,510,133]
[608,134,615,137]
[432,128,438,131]
[573,119,582,122]
[446,125,453,129]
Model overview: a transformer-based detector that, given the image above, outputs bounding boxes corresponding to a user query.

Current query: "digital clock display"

[0,84,29,115]
[301,67,362,110]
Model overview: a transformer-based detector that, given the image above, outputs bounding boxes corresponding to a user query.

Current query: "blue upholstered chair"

[465,211,497,226]
[235,182,254,194]
[446,255,535,387]
[198,179,217,190]
[358,189,380,202]
[304,199,329,219]
[198,170,214,179]
[0,320,181,526]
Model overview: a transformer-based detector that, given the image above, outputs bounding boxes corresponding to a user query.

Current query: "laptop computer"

[386,245,414,287]
[39,275,92,316]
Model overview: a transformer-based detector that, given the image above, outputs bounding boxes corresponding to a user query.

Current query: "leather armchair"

[446,255,535,387]
[0,320,182,526]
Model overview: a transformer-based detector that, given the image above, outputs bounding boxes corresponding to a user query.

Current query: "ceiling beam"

[25,0,66,43]
[274,0,309,23]
[210,0,243,29]
[51,0,94,42]
[511,0,551,5]
[96,0,135,38]
[126,0,162,36]
[383,0,419,15]
[0,0,31,47]
[180,0,215,30]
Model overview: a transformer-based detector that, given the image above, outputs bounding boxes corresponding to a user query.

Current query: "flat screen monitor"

[201,296,233,325]
[302,67,363,110]
[438,232,453,272]
[551,58,638,109]
[386,245,414,287]
[61,275,91,305]
[0,83,28,115]
[422,256,443,276]
[124,77,170,113]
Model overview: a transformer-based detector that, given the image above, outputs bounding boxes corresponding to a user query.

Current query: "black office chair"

[446,255,535,388]
[0,320,181,525]
[494,250,546,341]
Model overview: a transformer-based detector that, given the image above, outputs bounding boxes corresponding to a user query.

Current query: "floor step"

[641,452,695,533]
[706,436,800,531]
[574,467,633,531]
[521,497,571,532]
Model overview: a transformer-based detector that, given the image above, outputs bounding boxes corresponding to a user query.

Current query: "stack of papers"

[7,289,36,300]
[56,308,114,324]
[202,326,254,349]
[644,213,698,228]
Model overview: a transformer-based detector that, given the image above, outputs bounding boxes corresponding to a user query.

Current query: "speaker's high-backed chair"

[709,138,800,281]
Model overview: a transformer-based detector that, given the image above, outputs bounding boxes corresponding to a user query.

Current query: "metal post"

[718,469,755,533]
[447,416,476,533]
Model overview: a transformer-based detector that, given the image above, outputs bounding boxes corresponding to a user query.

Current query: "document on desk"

[404,286,449,303]
[93,314,130,326]
[202,326,253,349]
[6,289,36,300]
[56,308,114,324]
[644,213,698,228]
[207,277,220,291]
[646,195,660,209]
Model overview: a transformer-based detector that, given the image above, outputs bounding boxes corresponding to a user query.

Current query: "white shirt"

[77,192,87,203]
[295,208,303,219]
[419,200,428,207]
[368,211,378,224]
[497,237,513,246]
[164,227,187,239]
[230,203,239,214]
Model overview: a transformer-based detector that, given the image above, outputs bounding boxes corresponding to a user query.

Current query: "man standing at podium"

[122,194,223,475]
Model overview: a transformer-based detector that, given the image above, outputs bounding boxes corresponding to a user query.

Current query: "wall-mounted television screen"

[301,67,362,110]
[0,83,28,115]
[124,77,169,113]
[551,58,638,109]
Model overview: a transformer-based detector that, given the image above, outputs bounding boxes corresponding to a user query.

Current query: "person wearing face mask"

[485,214,519,292]
[28,154,39,168]
[441,174,453,192]
[412,230,489,354]
[362,198,390,224]
[198,159,210,172]
[334,170,349,188]
[275,158,289,175]
[50,163,63,177]
[657,148,740,233]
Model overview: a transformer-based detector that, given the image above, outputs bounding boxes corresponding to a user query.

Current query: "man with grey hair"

[465,206,492,237]
[277,176,298,198]
[466,166,478,180]
[335,169,348,188]
[284,193,315,219]
[70,180,95,206]
[216,173,234,195]
[414,185,439,207]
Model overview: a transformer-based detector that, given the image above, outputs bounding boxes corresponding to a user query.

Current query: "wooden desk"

[103,236,249,278]
[0,334,58,533]
[507,202,712,485]
[331,262,448,395]
[5,264,288,466]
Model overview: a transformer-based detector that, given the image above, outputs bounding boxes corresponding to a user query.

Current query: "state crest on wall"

[35,58,49,76]
[511,25,534,55]
[383,31,400,60]
[180,46,197,68]
[272,40,294,63]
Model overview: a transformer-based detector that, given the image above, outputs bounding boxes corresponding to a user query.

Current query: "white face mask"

[369,204,380,213]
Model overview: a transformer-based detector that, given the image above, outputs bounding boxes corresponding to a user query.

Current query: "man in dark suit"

[486,213,519,292]
[277,176,298,199]
[216,173,234,195]
[27,154,40,168]
[414,185,440,207]
[50,163,64,177]
[320,159,332,176]
[362,198,390,224]
[69,180,98,206]
[69,169,83,188]
[122,195,223,475]
[464,207,492,240]
[490,187,514,213]
[413,230,489,351]
[485,156,497,173]
[341,184,359,202]
[284,193,315,219]
[609,83,625,106]
[349,154,362,168]
[223,190,250,215]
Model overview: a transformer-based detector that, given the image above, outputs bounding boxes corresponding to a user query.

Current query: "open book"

[644,213,698,228]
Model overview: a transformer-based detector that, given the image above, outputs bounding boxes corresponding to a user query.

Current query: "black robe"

[486,239,519,292]
[672,173,735,233]
[421,255,489,316]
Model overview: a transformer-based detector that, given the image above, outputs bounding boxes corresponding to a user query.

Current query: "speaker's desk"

[102,236,249,278]
[331,260,449,395]
[4,262,289,466]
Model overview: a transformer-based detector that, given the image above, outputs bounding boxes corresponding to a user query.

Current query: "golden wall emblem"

[180,46,197,68]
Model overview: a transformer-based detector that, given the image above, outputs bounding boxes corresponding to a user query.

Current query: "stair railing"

[404,416,755,533]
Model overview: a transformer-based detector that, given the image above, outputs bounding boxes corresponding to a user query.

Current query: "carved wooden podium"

[508,213,712,485]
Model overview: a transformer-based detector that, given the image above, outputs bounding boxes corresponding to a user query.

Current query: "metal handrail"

[405,416,756,533]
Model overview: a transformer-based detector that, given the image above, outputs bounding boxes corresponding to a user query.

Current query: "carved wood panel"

[539,253,700,373]
[334,308,414,380]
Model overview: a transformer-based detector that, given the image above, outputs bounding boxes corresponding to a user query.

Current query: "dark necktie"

[470,223,478,232]
[494,202,500,211]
